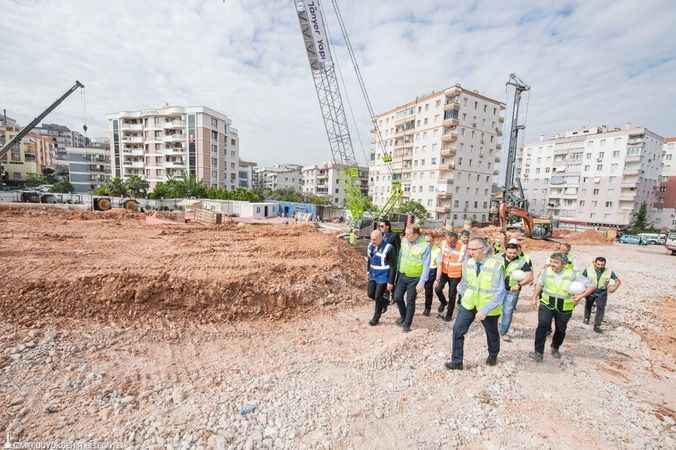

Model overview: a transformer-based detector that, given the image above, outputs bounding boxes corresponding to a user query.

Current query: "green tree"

[630,202,650,233]
[344,180,374,223]
[398,200,428,223]
[50,180,74,193]
[25,174,49,187]
[94,184,109,195]
[124,175,150,198]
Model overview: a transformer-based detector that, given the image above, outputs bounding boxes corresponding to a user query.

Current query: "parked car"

[665,231,676,255]
[619,234,645,245]
[638,233,661,245]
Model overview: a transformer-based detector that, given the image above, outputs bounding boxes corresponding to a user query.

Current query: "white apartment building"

[238,160,257,189]
[253,164,303,191]
[368,83,505,225]
[301,162,368,207]
[106,106,239,189]
[65,145,111,193]
[654,137,676,229]
[519,124,664,228]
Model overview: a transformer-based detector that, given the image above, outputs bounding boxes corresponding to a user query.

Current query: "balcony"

[441,131,458,143]
[443,101,460,112]
[166,145,185,154]
[163,121,185,129]
[166,159,185,167]
[442,117,459,127]
[625,155,641,162]
[440,146,456,157]
[123,148,144,156]
[439,162,454,171]
[498,116,505,123]
[620,192,636,201]
[122,136,143,144]
[437,191,452,199]
[623,167,640,176]
[164,134,185,142]
[123,160,144,168]
[444,86,461,98]
[496,143,502,150]
[435,206,451,213]
[121,123,143,131]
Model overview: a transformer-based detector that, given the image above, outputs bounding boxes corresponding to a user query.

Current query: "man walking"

[435,230,463,321]
[394,224,431,333]
[444,238,506,370]
[497,243,533,341]
[366,230,397,326]
[423,232,442,316]
[583,257,621,333]
[530,253,592,362]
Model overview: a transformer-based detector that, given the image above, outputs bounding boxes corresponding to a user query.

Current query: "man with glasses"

[445,238,506,370]
[378,220,401,310]
[394,224,431,333]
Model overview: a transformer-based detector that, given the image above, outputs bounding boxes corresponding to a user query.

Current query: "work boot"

[530,352,544,363]
[437,303,446,314]
[442,313,453,322]
[486,355,497,366]
[423,308,431,317]
[381,304,388,315]
[551,347,561,359]
[395,318,403,326]
[594,325,603,333]
[444,361,463,370]
[402,326,411,333]
[368,318,379,326]
[583,317,590,325]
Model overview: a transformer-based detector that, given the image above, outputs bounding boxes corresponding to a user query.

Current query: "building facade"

[253,164,303,191]
[368,83,505,225]
[654,137,676,230]
[106,106,239,190]
[238,160,257,189]
[65,145,111,193]
[302,161,368,207]
[1,116,39,182]
[519,125,664,228]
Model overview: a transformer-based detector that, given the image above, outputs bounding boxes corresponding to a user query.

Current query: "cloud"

[1,0,674,168]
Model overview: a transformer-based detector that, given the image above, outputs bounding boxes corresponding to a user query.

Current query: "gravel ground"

[1,243,675,449]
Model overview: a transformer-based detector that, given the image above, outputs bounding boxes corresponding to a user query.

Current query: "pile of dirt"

[0,208,366,326]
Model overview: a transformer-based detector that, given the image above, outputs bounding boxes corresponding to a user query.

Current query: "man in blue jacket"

[367,229,397,326]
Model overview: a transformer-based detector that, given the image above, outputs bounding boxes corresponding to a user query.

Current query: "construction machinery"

[497,73,553,239]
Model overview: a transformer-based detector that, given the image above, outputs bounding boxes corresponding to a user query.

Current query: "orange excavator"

[497,74,553,239]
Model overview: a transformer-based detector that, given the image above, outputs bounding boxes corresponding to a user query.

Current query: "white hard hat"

[508,238,519,245]
[607,279,616,286]
[511,270,526,281]
[568,281,586,295]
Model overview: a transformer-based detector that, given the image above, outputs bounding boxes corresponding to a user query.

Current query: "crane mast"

[0,81,84,160]
[503,73,530,207]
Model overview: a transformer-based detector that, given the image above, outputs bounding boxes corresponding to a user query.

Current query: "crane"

[497,73,552,239]
[0,81,85,160]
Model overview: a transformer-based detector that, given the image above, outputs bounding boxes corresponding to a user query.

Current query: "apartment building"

[65,145,111,193]
[519,125,664,228]
[253,164,303,191]
[37,123,87,158]
[238,160,257,189]
[654,137,676,229]
[106,106,239,190]
[368,83,505,225]
[0,116,39,182]
[301,162,368,207]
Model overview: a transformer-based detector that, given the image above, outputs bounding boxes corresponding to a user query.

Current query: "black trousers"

[451,305,500,364]
[434,272,461,319]
[584,291,607,326]
[394,274,419,328]
[424,268,438,311]
[534,304,572,354]
[367,280,388,323]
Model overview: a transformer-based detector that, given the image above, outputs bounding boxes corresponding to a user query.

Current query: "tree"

[344,181,374,223]
[25,174,49,187]
[398,200,428,223]
[94,184,109,195]
[50,180,74,193]
[125,175,150,198]
[630,202,656,233]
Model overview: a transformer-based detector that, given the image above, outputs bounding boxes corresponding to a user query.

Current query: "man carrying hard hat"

[530,253,594,362]
[582,256,621,333]
[497,242,533,341]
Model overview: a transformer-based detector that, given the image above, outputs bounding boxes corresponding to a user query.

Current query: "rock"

[45,404,60,413]
[172,388,187,404]
[240,402,257,416]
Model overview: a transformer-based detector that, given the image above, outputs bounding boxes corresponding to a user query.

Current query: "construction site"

[2,0,676,449]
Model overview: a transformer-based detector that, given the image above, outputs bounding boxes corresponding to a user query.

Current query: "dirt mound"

[0,208,366,326]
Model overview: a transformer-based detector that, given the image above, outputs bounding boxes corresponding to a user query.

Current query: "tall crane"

[498,73,552,239]
[0,81,85,160]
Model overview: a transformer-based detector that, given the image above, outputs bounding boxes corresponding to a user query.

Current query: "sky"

[2,0,675,167]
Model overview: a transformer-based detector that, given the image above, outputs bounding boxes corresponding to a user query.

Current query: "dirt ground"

[1,205,675,449]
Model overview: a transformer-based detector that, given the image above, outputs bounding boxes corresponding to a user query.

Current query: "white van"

[666,231,676,255]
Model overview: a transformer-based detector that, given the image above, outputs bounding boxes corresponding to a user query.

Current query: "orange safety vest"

[441,240,464,278]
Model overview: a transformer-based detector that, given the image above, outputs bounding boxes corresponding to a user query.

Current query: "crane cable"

[81,87,88,138]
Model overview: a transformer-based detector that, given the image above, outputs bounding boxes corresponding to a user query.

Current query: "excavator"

[497,74,553,239]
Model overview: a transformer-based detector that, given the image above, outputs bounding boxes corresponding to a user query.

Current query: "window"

[454,200,459,207]
[580,200,585,207]
[605,201,612,208]
[593,188,599,195]
[586,153,592,160]
[596,164,603,171]
[592,201,598,207]
[598,152,604,159]
[613,151,620,158]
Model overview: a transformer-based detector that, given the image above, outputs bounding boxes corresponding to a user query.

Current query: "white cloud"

[1,0,674,167]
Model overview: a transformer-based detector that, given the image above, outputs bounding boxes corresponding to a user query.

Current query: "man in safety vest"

[497,243,534,341]
[445,238,506,370]
[423,232,442,316]
[394,224,431,333]
[366,229,397,326]
[434,230,464,322]
[530,253,594,362]
[493,231,506,255]
[582,256,621,333]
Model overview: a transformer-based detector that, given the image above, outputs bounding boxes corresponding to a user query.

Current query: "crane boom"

[0,80,84,160]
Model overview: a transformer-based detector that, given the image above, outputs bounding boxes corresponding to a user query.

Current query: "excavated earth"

[1,204,675,449]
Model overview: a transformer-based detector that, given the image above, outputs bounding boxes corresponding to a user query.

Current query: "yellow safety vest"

[501,254,527,289]
[587,265,612,289]
[461,256,504,316]
[430,245,441,270]
[399,237,428,278]
[541,267,576,312]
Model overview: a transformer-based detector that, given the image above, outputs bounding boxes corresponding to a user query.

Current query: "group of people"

[365,222,622,370]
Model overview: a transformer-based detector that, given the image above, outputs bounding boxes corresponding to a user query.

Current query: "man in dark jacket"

[366,229,397,325]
